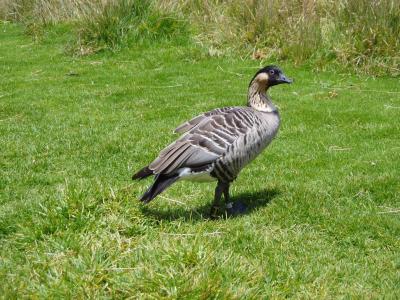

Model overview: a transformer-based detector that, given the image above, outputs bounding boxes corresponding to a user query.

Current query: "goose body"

[133,65,292,215]
[155,107,279,183]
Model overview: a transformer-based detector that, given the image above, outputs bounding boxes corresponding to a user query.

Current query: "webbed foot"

[209,205,223,219]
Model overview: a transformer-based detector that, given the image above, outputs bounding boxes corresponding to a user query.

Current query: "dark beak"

[278,74,293,84]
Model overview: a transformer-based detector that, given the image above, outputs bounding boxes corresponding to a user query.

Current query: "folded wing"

[174,107,236,134]
[150,107,256,175]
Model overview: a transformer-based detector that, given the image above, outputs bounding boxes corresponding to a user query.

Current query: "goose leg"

[223,183,230,203]
[210,181,231,218]
[210,181,225,218]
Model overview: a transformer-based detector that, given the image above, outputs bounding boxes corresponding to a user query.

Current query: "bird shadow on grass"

[140,188,280,222]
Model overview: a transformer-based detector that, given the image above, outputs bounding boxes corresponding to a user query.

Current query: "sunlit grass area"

[0,23,399,298]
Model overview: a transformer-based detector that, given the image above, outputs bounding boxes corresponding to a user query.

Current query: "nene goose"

[133,65,292,216]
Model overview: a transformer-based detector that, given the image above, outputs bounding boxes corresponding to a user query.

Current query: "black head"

[249,65,292,88]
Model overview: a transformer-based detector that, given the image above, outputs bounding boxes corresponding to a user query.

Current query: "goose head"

[247,65,292,112]
[249,65,292,90]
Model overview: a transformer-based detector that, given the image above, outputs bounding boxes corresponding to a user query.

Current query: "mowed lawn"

[1,24,399,298]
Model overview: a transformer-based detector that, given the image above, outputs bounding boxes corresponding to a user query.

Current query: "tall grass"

[169,0,400,75]
[1,0,188,54]
[1,0,399,75]
[71,0,188,54]
[0,0,104,23]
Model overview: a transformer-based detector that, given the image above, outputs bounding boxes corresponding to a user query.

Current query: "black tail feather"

[132,166,153,180]
[140,174,179,203]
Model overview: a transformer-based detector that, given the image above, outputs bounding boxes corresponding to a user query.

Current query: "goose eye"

[269,70,275,75]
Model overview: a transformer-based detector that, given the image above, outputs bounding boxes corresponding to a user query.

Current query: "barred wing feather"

[173,107,236,134]
[150,108,257,175]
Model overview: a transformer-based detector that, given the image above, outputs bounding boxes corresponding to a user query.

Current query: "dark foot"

[225,201,247,216]
[209,204,223,219]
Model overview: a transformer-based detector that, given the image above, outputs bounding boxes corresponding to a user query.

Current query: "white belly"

[178,167,217,182]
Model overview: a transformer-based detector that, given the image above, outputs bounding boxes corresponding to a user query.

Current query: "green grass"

[69,0,188,55]
[2,0,399,76]
[178,0,400,76]
[1,23,400,298]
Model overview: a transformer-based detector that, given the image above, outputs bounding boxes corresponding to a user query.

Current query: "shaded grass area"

[1,23,400,298]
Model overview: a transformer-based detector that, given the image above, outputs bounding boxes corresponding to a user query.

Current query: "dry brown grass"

[165,0,400,75]
[1,0,108,22]
[1,0,399,75]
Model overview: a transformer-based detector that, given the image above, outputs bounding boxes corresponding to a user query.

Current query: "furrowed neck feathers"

[247,76,277,113]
